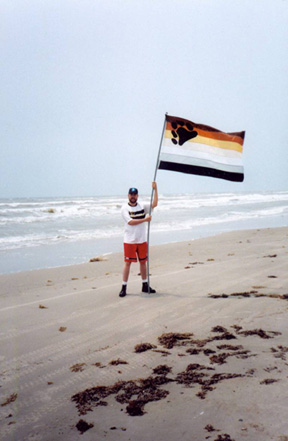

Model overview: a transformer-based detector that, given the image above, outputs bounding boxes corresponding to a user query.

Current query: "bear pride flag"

[158,115,245,182]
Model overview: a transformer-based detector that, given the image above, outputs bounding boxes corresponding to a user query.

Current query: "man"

[119,182,158,297]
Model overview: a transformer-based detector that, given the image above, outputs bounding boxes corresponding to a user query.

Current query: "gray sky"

[1,0,287,198]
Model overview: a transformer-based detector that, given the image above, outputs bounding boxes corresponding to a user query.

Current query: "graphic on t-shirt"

[129,209,145,219]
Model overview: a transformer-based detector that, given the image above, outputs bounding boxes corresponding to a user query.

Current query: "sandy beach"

[1,227,288,441]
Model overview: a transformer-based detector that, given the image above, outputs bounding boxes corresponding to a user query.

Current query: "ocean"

[0,191,287,274]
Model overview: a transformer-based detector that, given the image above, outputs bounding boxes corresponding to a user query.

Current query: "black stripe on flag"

[158,161,244,182]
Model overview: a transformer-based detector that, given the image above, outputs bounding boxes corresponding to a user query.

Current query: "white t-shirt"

[121,201,151,244]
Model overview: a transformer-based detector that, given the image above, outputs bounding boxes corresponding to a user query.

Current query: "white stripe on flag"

[159,152,244,174]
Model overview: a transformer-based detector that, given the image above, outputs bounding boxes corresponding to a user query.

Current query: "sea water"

[0,191,287,274]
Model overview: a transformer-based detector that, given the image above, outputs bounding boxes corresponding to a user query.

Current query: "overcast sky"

[1,0,287,198]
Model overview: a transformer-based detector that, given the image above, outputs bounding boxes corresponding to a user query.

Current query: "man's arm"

[128,216,151,226]
[152,181,158,209]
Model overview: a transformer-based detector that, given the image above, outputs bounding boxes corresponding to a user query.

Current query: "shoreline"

[1,227,288,440]
[1,223,287,276]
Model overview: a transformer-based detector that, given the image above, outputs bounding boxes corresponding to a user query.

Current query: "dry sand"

[0,227,288,441]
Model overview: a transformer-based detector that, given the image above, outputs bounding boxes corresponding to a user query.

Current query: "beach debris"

[263,254,277,258]
[153,365,172,375]
[186,348,201,355]
[76,419,94,434]
[209,349,251,365]
[110,427,127,431]
[72,372,173,417]
[216,344,244,351]
[268,275,277,278]
[213,435,235,441]
[59,327,67,332]
[152,349,171,356]
[209,294,229,298]
[92,362,103,368]
[39,304,48,309]
[209,291,288,301]
[265,294,288,300]
[176,365,243,400]
[71,277,79,280]
[71,324,283,423]
[232,326,280,339]
[1,393,17,407]
[45,208,56,214]
[270,345,288,360]
[210,326,236,340]
[89,256,108,262]
[109,359,128,366]
[260,378,280,385]
[134,343,157,353]
[47,381,54,385]
[189,338,212,348]
[158,332,193,349]
[209,290,257,299]
[70,363,86,372]
[207,258,215,261]
[205,424,219,432]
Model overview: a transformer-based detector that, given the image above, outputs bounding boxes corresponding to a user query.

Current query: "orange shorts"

[124,242,148,263]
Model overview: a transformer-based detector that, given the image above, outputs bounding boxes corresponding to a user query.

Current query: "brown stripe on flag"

[166,115,245,143]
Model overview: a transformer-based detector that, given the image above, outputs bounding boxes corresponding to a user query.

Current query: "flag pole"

[147,112,168,294]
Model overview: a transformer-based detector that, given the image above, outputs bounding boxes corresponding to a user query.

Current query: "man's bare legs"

[122,261,132,283]
[119,260,156,297]
[139,261,147,280]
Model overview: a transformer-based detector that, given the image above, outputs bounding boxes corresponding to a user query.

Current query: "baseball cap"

[128,187,138,195]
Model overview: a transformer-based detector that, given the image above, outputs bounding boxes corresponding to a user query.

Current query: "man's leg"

[139,261,147,280]
[123,261,132,283]
[120,242,137,298]
[119,261,131,297]
[138,244,156,294]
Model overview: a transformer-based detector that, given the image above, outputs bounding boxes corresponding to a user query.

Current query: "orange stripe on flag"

[166,121,244,145]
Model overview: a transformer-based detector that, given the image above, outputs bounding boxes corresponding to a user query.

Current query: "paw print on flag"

[171,120,198,146]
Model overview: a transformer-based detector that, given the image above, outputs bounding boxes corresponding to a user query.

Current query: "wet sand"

[0,227,288,441]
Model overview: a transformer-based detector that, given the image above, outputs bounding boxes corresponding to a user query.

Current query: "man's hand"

[151,181,158,209]
[145,215,152,222]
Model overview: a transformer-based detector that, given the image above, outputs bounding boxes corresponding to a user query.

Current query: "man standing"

[119,182,158,297]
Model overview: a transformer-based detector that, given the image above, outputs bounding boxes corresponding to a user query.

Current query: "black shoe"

[142,282,156,294]
[119,285,127,297]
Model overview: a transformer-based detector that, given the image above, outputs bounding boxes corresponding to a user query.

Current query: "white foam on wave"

[0,191,287,252]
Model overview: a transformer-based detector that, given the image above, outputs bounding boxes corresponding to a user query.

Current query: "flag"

[158,115,245,182]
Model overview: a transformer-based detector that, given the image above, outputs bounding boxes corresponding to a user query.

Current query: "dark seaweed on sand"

[134,342,157,353]
[214,435,235,441]
[72,372,173,417]
[76,419,94,434]
[175,363,243,400]
[109,358,128,366]
[209,291,288,301]
[158,332,193,349]
[232,325,280,339]
[72,324,281,422]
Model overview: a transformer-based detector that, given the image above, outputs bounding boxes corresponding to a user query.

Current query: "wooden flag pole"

[147,113,168,293]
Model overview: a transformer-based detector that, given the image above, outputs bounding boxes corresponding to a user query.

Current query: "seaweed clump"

[134,343,157,353]
[72,371,173,417]
[158,332,193,349]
